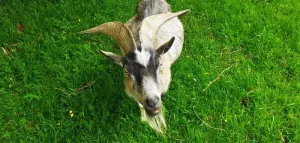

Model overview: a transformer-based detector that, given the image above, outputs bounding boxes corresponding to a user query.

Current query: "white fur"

[135,49,151,67]
[158,56,171,93]
[139,103,166,133]
[143,76,160,97]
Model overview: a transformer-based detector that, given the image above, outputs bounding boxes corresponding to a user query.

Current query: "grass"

[1,0,299,142]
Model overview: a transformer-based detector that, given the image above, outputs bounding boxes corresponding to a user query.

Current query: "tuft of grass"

[1,0,299,142]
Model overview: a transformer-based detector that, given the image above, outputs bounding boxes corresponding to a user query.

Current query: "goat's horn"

[79,22,136,55]
[139,9,190,49]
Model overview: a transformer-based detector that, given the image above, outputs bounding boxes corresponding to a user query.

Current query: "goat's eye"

[159,63,162,67]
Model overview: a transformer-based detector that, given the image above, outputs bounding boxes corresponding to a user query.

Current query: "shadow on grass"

[61,59,141,140]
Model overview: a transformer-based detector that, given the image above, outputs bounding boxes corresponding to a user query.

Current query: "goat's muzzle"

[144,97,161,116]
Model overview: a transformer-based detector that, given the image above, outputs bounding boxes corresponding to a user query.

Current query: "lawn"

[1,0,300,142]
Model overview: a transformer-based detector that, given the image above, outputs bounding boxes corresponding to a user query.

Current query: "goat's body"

[124,0,185,132]
[80,0,188,133]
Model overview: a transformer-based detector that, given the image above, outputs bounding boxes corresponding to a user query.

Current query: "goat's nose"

[145,97,159,108]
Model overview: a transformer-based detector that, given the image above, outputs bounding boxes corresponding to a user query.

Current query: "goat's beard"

[138,103,166,134]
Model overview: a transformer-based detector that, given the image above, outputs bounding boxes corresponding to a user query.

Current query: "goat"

[80,0,189,133]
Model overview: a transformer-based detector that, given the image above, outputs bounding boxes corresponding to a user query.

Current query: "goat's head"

[120,37,175,116]
[81,23,175,116]
[80,10,189,132]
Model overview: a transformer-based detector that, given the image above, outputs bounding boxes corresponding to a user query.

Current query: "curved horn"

[139,9,190,49]
[79,22,136,55]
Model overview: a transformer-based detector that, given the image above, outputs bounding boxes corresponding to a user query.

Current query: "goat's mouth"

[145,106,161,117]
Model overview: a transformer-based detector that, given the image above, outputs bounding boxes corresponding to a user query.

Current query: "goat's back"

[126,0,184,64]
[126,0,171,46]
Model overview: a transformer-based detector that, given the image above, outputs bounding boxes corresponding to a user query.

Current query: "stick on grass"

[74,81,95,92]
[54,88,74,96]
[193,107,225,131]
[202,64,236,92]
[2,47,9,56]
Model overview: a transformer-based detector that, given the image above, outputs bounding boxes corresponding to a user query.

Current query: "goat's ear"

[156,37,175,55]
[100,50,123,66]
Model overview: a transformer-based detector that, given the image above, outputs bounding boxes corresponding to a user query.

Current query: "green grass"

[1,0,300,142]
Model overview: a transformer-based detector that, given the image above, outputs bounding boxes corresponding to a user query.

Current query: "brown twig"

[221,48,243,57]
[246,90,256,96]
[74,81,95,92]
[202,64,236,92]
[1,47,9,56]
[281,135,286,143]
[193,107,225,131]
[10,43,21,47]
[220,47,229,56]
[1,43,21,56]
[279,130,287,143]
[1,43,21,47]
[54,88,74,96]
[228,49,243,55]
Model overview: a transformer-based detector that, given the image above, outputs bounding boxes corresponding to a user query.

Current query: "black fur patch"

[123,49,159,91]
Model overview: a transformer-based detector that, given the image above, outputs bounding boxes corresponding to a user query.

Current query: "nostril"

[145,97,159,108]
